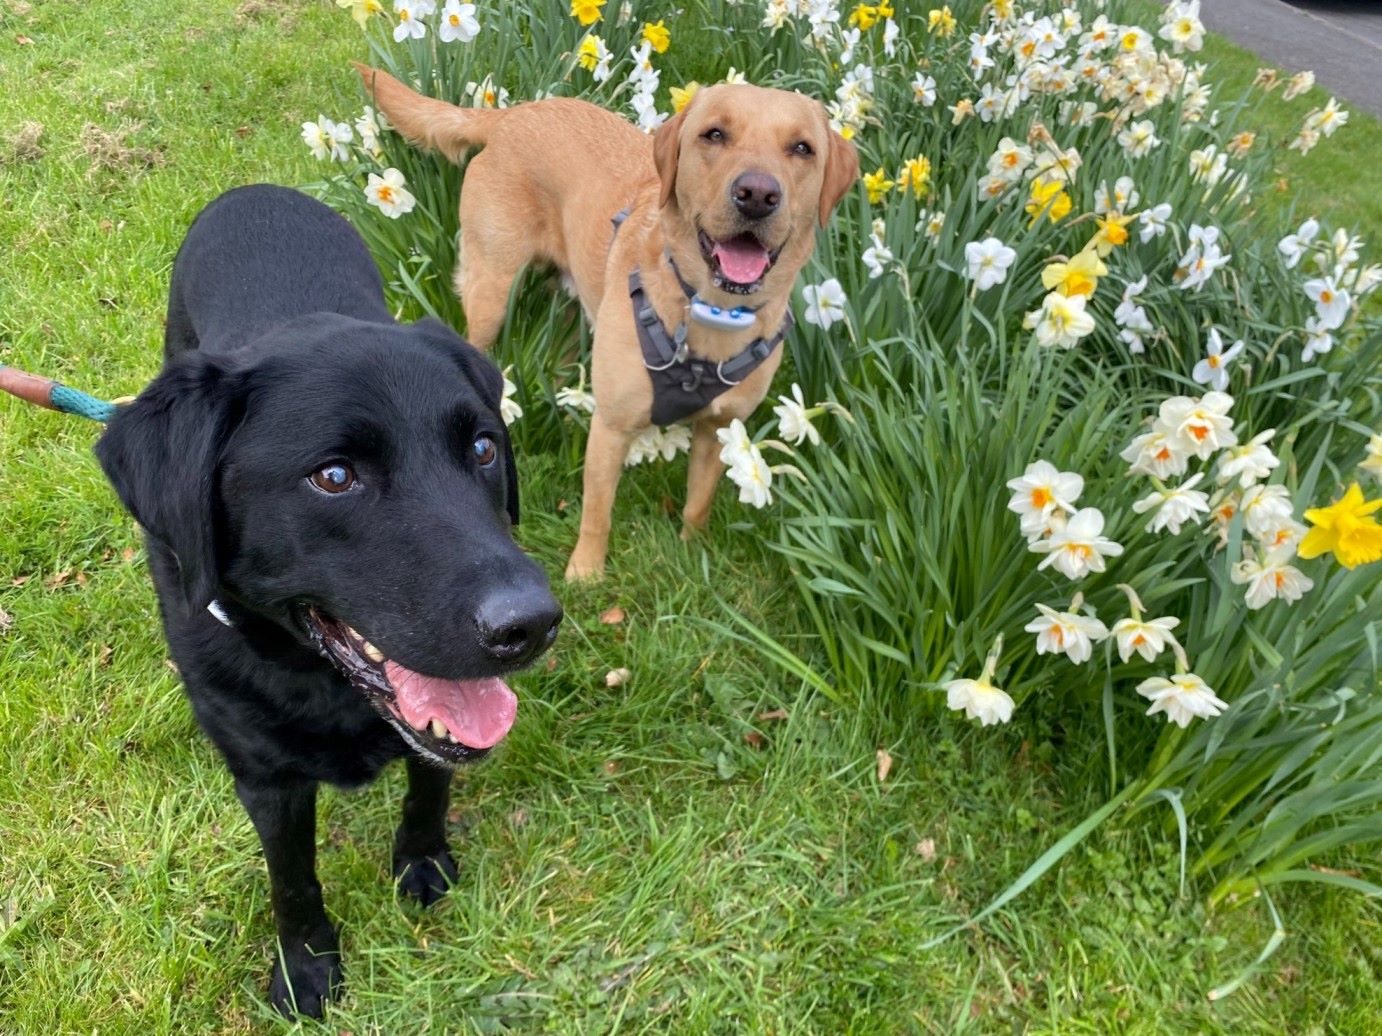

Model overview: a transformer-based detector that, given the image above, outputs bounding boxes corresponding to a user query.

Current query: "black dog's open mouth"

[698,229,783,295]
[304,607,517,766]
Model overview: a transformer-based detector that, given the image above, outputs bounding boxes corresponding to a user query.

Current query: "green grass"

[1,0,1380,1032]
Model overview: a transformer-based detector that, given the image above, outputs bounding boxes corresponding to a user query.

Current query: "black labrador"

[93,184,561,1017]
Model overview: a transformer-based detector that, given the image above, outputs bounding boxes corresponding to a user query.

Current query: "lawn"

[1,0,1379,1032]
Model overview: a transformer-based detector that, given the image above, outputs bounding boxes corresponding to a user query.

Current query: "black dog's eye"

[472,436,497,467]
[309,463,357,494]
[791,140,814,157]
[702,127,726,144]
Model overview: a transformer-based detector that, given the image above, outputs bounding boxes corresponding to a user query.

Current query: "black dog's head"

[95,315,561,765]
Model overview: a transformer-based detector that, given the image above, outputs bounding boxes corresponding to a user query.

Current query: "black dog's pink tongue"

[384,662,517,749]
[712,235,771,284]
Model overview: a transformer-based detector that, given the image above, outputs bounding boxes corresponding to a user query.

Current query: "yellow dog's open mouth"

[305,607,516,765]
[698,229,782,295]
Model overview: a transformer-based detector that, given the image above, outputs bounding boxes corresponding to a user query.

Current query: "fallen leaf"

[11,576,29,587]
[509,809,528,828]
[164,658,180,675]
[743,731,765,749]
[756,708,789,721]
[16,34,33,45]
[234,125,252,138]
[604,667,631,688]
[544,654,558,673]
[875,748,893,784]
[0,607,12,633]
[915,838,937,862]
[121,548,136,563]
[98,645,114,667]
[556,498,568,512]
[599,605,625,625]
[44,570,71,590]
[602,760,619,776]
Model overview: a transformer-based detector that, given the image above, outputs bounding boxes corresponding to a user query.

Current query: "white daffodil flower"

[1005,460,1083,540]
[1231,547,1314,609]
[438,0,480,42]
[1029,507,1124,580]
[1155,391,1237,459]
[363,167,416,218]
[1240,483,1296,539]
[1191,328,1245,392]
[802,278,848,330]
[964,237,1017,291]
[302,115,353,161]
[1277,217,1319,269]
[944,636,1014,726]
[1121,428,1190,480]
[772,383,821,447]
[1025,600,1108,665]
[1132,473,1211,535]
[1111,615,1180,663]
[1216,429,1279,488]
[1138,672,1228,728]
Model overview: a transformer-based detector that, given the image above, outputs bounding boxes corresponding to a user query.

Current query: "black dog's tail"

[355,63,504,163]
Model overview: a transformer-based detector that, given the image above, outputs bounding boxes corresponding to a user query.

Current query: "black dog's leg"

[235,779,343,1017]
[392,757,458,906]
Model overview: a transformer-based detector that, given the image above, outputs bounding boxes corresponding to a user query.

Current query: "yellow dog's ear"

[653,106,689,209]
[818,122,859,227]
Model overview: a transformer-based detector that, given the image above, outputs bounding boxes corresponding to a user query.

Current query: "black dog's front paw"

[393,847,458,907]
[269,939,343,1018]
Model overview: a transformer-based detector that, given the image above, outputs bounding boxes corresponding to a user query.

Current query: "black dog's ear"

[413,317,520,525]
[94,353,241,613]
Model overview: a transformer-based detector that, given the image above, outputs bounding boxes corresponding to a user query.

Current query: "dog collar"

[664,251,760,331]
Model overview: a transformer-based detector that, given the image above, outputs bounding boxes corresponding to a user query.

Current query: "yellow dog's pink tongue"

[384,662,517,749]
[713,236,771,284]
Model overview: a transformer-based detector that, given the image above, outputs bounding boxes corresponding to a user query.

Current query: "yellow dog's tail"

[354,63,502,162]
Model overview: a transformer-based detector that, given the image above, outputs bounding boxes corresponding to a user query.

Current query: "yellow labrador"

[359,65,857,579]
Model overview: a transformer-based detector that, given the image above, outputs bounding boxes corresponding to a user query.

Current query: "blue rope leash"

[0,363,120,423]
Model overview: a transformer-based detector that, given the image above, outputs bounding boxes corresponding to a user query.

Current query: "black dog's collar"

[610,208,791,427]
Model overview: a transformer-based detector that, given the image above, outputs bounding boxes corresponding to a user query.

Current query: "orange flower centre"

[1031,487,1053,510]
[376,185,395,203]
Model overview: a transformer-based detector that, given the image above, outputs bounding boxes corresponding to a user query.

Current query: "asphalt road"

[1201,0,1382,117]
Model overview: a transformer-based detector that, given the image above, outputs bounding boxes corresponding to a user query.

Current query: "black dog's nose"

[731,172,781,220]
[475,588,563,665]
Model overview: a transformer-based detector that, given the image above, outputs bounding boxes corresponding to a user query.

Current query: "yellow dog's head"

[653,84,858,304]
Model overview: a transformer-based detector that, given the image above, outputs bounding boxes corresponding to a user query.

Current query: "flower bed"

[308,0,1381,968]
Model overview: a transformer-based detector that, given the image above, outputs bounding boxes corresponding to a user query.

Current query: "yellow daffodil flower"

[863,167,895,204]
[897,156,931,199]
[570,0,605,27]
[1025,178,1072,226]
[641,19,671,54]
[337,0,383,29]
[849,4,879,30]
[1090,212,1135,256]
[928,6,956,37]
[1040,249,1107,297]
[1299,482,1382,569]
[670,81,700,114]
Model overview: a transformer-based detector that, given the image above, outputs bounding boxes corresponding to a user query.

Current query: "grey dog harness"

[612,208,792,427]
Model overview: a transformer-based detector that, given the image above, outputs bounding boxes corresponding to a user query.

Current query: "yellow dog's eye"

[791,140,814,157]
[702,128,726,144]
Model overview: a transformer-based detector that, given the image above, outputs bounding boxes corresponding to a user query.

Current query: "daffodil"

[438,0,480,43]
[1121,429,1189,480]
[578,34,612,81]
[1155,391,1237,460]
[1025,595,1108,665]
[669,82,700,114]
[927,6,956,38]
[802,279,848,330]
[570,0,605,26]
[337,0,384,30]
[912,73,937,107]
[363,167,415,218]
[1133,474,1211,535]
[1232,547,1314,609]
[1240,484,1296,539]
[1028,291,1096,349]
[897,156,931,199]
[1006,459,1083,540]
[1118,119,1160,158]
[965,237,1017,292]
[1090,212,1135,256]
[499,367,522,425]
[1030,507,1124,580]
[1025,177,1072,226]
[1110,585,1181,663]
[863,167,894,204]
[1304,275,1350,330]
[1362,434,1382,481]
[301,115,352,161]
[640,19,670,53]
[1040,249,1106,298]
[772,383,822,447]
[944,636,1014,726]
[1282,69,1315,100]
[1192,328,1245,392]
[1138,672,1227,728]
[1138,202,1173,243]
[1216,429,1279,489]
[393,0,428,41]
[861,219,893,279]
[1299,483,1382,569]
[849,3,880,30]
